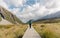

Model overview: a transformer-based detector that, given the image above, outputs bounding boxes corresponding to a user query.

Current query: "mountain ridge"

[0,6,23,24]
[33,11,60,23]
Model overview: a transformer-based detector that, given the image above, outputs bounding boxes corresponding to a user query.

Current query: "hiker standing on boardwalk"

[28,20,32,28]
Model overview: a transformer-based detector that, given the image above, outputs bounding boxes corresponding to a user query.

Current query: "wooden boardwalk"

[22,26,41,38]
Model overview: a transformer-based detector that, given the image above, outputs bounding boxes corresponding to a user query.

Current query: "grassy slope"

[0,15,2,21]
[0,6,22,24]
[0,24,28,38]
[0,6,28,38]
[33,18,60,38]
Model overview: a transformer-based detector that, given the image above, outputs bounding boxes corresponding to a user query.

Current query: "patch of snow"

[0,18,13,25]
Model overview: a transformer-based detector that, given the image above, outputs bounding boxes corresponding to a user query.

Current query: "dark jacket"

[28,20,32,28]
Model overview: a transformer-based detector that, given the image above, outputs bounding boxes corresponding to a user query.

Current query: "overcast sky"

[0,0,60,23]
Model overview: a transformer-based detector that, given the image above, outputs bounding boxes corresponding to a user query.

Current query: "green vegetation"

[0,24,28,38]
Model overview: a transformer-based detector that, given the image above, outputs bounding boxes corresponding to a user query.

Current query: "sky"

[0,0,60,23]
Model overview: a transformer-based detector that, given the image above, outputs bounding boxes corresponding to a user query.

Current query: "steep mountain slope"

[0,6,22,24]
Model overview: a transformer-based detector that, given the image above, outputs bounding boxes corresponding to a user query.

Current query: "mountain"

[33,11,60,23]
[42,11,60,19]
[0,18,13,25]
[0,6,22,24]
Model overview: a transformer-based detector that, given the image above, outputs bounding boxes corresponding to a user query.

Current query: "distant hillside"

[0,6,22,24]
[42,11,60,19]
[33,17,60,24]
[33,11,60,23]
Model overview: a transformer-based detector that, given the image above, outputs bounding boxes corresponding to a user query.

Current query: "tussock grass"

[0,24,28,38]
[0,15,2,21]
[0,25,14,29]
[33,23,60,38]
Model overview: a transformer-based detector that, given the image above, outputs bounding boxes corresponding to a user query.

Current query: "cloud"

[9,8,20,15]
[1,0,27,15]
[4,0,26,7]
[1,0,60,23]
[18,0,60,23]
[19,3,49,23]
[0,0,8,9]
[0,0,26,14]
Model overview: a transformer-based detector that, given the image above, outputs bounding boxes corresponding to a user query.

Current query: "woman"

[28,20,32,28]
